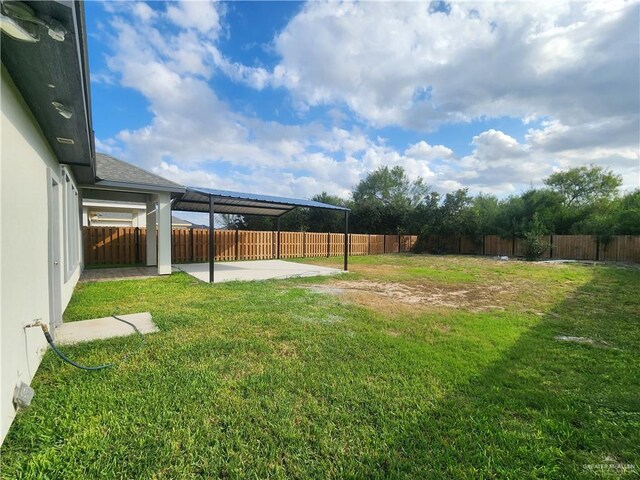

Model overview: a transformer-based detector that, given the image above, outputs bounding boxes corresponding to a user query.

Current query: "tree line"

[225,165,640,240]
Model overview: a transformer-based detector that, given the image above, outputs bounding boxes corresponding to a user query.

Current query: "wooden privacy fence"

[420,234,640,263]
[83,227,147,265]
[83,228,640,265]
[83,227,418,266]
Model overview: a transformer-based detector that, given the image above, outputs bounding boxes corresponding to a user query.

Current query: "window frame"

[61,167,80,281]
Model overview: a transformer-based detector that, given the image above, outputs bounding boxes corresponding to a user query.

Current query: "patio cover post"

[344,211,349,271]
[277,217,281,259]
[209,195,215,283]
[157,192,172,275]
[146,197,157,266]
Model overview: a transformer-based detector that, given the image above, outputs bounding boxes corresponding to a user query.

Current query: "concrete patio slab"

[55,312,158,345]
[177,259,344,283]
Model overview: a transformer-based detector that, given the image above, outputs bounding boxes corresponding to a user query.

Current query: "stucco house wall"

[82,199,192,228]
[0,65,82,443]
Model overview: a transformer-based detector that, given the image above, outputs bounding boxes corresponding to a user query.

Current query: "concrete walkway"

[55,312,158,345]
[80,266,159,282]
[177,260,344,283]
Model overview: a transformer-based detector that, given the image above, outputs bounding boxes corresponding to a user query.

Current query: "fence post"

[550,235,554,259]
[135,227,140,264]
[344,213,349,271]
[595,237,600,261]
[512,234,515,257]
[368,234,371,255]
[482,235,485,255]
[302,231,306,258]
[383,235,386,254]
[277,218,281,260]
[327,232,331,257]
[235,225,239,261]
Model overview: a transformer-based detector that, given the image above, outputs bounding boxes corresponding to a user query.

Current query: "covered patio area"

[81,154,186,276]
[177,259,343,283]
[172,187,350,283]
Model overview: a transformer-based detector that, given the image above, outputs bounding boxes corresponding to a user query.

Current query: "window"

[62,168,80,280]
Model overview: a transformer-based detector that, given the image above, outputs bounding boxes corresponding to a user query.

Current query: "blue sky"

[86,1,639,202]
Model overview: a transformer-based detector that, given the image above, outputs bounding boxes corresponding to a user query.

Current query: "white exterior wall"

[0,66,82,443]
[82,199,146,227]
[82,200,190,228]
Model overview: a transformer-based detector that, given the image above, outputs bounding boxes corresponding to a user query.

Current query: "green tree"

[240,193,347,233]
[435,188,473,235]
[351,166,431,233]
[218,214,243,229]
[239,215,276,231]
[352,166,428,207]
[408,191,440,235]
[467,194,501,237]
[544,165,622,208]
[221,164,631,239]
[306,192,347,232]
[611,190,640,235]
[522,213,552,260]
[496,190,563,236]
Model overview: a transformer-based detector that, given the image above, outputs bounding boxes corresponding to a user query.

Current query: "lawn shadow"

[366,266,640,479]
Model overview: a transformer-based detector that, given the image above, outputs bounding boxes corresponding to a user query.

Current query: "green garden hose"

[39,315,144,371]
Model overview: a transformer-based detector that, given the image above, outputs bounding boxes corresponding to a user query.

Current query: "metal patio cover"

[172,186,350,282]
[172,187,350,217]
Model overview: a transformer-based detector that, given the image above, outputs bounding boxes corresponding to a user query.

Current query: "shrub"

[523,214,551,261]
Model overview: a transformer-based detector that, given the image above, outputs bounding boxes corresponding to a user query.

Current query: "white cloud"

[469,130,529,163]
[424,130,542,194]
[431,127,639,195]
[94,1,639,201]
[90,71,116,86]
[404,141,453,162]
[94,137,121,156]
[209,50,271,90]
[152,161,236,191]
[166,0,221,37]
[269,1,639,133]
[132,2,156,22]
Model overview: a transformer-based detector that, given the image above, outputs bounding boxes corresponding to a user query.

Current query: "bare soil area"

[308,280,513,312]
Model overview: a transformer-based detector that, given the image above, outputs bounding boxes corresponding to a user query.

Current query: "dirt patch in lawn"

[308,280,512,312]
[350,263,404,277]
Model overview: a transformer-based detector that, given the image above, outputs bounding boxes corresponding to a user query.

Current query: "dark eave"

[1,1,95,184]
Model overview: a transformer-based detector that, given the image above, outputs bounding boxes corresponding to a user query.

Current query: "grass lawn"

[2,255,639,478]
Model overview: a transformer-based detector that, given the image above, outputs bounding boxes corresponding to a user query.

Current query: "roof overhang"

[173,187,350,217]
[1,1,95,183]
[91,180,185,194]
[80,153,185,194]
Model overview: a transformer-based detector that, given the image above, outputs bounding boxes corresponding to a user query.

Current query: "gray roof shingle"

[95,153,184,192]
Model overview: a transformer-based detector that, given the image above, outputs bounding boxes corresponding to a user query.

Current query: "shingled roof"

[94,153,184,193]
